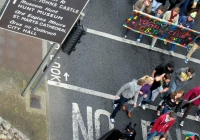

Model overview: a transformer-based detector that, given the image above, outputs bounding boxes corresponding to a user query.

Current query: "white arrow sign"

[13,0,17,4]
[64,73,69,81]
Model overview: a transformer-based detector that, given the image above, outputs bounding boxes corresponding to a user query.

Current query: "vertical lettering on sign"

[94,109,113,139]
[72,103,93,140]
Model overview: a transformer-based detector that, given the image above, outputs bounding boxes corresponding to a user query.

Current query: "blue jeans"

[110,95,129,119]
[164,79,182,97]
[179,0,191,16]
[147,131,164,140]
[137,34,143,40]
[162,106,170,115]
[197,109,200,116]
[142,91,151,105]
[169,44,176,52]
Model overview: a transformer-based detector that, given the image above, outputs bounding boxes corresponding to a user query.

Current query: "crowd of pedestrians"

[123,0,200,64]
[109,60,200,140]
[108,0,200,139]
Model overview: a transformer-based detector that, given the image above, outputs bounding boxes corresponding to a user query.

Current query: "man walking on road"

[110,79,146,124]
[165,67,195,97]
[185,37,200,63]
[180,86,200,127]
[147,110,176,140]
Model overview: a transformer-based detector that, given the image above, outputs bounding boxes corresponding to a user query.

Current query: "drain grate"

[30,95,41,109]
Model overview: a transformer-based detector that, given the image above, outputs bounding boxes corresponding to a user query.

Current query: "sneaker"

[136,38,141,44]
[169,51,174,56]
[123,35,127,40]
[185,58,189,64]
[195,115,199,121]
[164,41,167,45]
[113,100,117,109]
[179,121,184,127]
[142,104,146,110]
[150,45,154,50]
[180,108,184,116]
[110,118,115,124]
[113,104,117,109]
[138,103,141,107]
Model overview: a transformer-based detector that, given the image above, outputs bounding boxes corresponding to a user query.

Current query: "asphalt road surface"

[47,0,200,140]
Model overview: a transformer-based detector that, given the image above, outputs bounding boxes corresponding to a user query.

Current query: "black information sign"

[123,10,200,47]
[0,0,89,44]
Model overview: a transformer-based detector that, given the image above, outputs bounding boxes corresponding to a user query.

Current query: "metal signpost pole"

[21,43,57,97]
[31,13,86,94]
[31,46,62,94]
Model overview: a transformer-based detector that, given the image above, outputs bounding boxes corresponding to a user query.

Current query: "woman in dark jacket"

[156,90,184,116]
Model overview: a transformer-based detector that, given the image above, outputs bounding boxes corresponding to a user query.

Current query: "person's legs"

[147,131,158,140]
[186,42,198,59]
[136,34,143,43]
[197,109,200,116]
[123,28,130,39]
[180,103,194,126]
[151,38,157,48]
[165,79,176,97]
[141,91,152,110]
[110,96,128,119]
[161,106,170,115]
[136,96,143,106]
[169,44,176,52]
[179,0,191,16]
[147,131,164,140]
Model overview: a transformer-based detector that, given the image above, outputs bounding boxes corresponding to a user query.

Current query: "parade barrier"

[123,10,200,47]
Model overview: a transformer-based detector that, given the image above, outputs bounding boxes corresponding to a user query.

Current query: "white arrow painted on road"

[13,0,17,4]
[64,73,69,81]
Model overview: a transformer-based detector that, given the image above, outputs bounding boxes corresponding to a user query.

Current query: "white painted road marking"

[86,28,200,64]
[72,103,113,140]
[48,80,197,121]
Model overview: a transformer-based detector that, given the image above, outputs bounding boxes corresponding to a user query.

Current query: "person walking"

[141,73,171,110]
[151,61,174,78]
[151,7,180,46]
[110,78,146,124]
[165,67,195,97]
[123,0,152,39]
[147,111,176,140]
[163,7,180,24]
[180,86,200,127]
[156,90,184,116]
[122,76,154,118]
[179,0,200,16]
[169,12,195,56]
[185,37,200,63]
[135,6,165,45]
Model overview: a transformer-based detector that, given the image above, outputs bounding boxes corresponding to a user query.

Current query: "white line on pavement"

[86,28,200,64]
[48,80,197,121]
